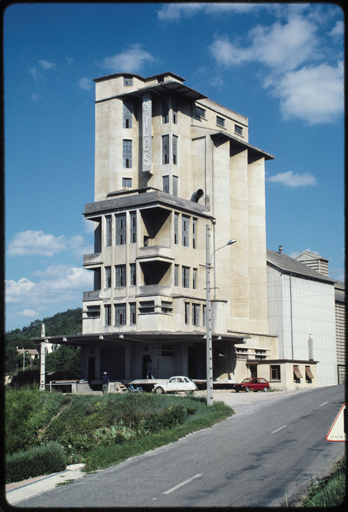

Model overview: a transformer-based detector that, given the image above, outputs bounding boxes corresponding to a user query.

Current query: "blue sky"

[4,2,344,330]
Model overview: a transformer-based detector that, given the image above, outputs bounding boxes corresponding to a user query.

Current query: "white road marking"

[272,425,287,434]
[319,402,328,407]
[163,474,202,495]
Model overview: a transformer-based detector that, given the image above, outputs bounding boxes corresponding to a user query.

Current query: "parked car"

[153,376,198,394]
[233,378,270,392]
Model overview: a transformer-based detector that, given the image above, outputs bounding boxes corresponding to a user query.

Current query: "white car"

[153,376,198,394]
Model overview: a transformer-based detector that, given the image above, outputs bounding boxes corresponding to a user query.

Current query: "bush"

[6,441,67,483]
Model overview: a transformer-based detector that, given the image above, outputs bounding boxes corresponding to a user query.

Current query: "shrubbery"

[6,442,67,484]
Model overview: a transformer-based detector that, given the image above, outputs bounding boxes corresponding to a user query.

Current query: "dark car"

[234,378,270,392]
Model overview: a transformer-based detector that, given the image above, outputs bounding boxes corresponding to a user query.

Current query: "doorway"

[88,357,95,381]
[142,355,152,379]
[250,365,258,378]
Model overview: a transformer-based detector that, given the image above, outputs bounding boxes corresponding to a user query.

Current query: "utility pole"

[40,323,46,391]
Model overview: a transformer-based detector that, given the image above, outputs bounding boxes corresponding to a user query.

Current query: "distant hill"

[5,308,83,351]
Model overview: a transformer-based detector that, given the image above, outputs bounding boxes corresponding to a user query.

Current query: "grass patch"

[301,456,346,507]
[6,388,234,480]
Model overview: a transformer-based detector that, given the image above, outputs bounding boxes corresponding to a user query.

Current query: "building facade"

[79,71,277,383]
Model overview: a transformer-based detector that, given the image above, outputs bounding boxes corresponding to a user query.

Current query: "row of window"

[270,364,313,383]
[86,300,206,327]
[100,212,197,249]
[195,106,243,136]
[123,134,179,169]
[103,264,198,290]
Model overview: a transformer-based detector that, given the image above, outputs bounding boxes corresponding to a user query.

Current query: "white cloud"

[157,3,273,21]
[78,77,93,90]
[39,59,56,70]
[101,44,156,73]
[271,61,344,124]
[21,309,40,318]
[31,93,40,101]
[266,171,317,187]
[6,266,93,308]
[329,20,344,38]
[7,230,93,258]
[28,67,38,79]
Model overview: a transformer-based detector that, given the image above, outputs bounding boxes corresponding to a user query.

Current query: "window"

[130,303,136,325]
[185,303,190,324]
[193,268,197,289]
[255,349,266,360]
[115,265,126,287]
[105,216,112,247]
[202,304,206,327]
[162,175,169,193]
[130,211,136,243]
[305,366,314,383]
[162,135,169,164]
[123,101,133,128]
[192,304,200,325]
[174,213,179,244]
[115,213,126,245]
[174,264,179,286]
[123,140,132,168]
[182,266,190,288]
[182,216,189,247]
[124,77,133,86]
[139,300,155,313]
[130,263,136,286]
[86,305,100,318]
[172,135,178,164]
[122,177,132,188]
[94,222,101,253]
[270,365,281,380]
[293,365,303,381]
[216,116,225,128]
[172,96,178,124]
[161,301,172,314]
[105,267,111,288]
[192,218,197,249]
[162,97,169,123]
[195,106,206,119]
[105,305,111,326]
[173,176,178,196]
[235,125,243,136]
[115,304,126,326]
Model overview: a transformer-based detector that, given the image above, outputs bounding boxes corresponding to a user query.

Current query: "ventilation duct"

[190,189,204,203]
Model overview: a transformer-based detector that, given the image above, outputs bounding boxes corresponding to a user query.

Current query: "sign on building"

[142,93,152,172]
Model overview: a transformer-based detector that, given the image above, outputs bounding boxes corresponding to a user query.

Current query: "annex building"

[34,72,342,391]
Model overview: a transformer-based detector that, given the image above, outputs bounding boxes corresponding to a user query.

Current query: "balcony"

[83,290,101,301]
[137,245,173,262]
[83,253,103,267]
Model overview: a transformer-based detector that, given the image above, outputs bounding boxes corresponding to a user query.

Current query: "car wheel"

[245,387,250,392]
[155,387,164,394]
[263,387,268,392]
[235,389,239,393]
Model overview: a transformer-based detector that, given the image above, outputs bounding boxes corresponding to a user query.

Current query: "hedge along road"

[9,385,345,508]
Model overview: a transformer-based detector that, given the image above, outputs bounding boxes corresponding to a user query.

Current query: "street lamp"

[206,225,236,406]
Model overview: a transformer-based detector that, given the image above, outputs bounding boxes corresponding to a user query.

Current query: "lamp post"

[206,224,236,406]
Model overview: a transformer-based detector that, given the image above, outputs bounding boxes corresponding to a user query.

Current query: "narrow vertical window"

[123,140,132,168]
[94,222,101,253]
[172,176,178,196]
[193,268,197,289]
[174,264,179,286]
[172,135,178,164]
[182,266,189,288]
[105,215,112,247]
[105,305,111,326]
[174,213,179,244]
[192,218,197,249]
[130,211,136,243]
[162,175,169,193]
[203,304,206,327]
[130,263,136,286]
[182,216,189,247]
[115,304,126,325]
[192,304,200,325]
[124,77,133,86]
[185,303,190,324]
[130,303,136,325]
[116,213,126,245]
[123,101,133,128]
[162,135,169,164]
[115,265,126,287]
[105,266,111,288]
[162,97,169,123]
[172,96,178,124]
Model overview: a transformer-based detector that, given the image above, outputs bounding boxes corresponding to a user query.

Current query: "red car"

[234,378,270,392]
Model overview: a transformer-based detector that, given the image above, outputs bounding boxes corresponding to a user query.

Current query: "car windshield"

[242,378,252,383]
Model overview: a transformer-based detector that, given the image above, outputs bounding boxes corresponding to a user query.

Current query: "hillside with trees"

[5,308,82,378]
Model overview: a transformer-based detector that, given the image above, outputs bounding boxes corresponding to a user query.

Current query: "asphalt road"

[13,385,345,508]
